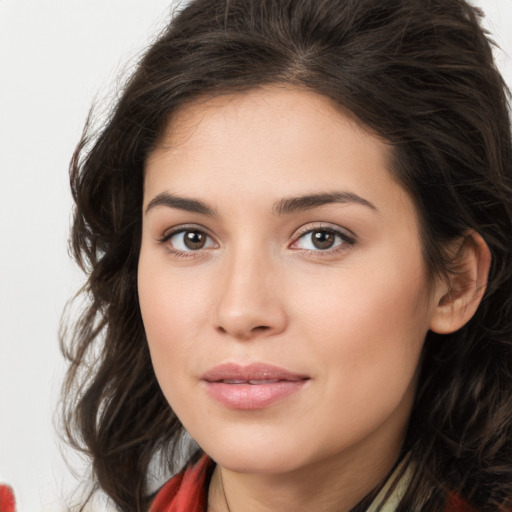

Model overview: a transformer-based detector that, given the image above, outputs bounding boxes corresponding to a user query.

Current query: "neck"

[208,439,404,512]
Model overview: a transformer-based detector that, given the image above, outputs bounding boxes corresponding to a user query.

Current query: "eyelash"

[290,225,356,255]
[158,224,356,259]
[159,226,217,259]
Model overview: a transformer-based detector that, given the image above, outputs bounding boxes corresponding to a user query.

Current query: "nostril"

[215,323,272,340]
[252,325,271,332]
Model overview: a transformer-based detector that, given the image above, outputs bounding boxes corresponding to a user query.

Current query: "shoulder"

[150,455,214,512]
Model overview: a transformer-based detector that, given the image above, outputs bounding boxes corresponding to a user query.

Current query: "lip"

[201,362,309,410]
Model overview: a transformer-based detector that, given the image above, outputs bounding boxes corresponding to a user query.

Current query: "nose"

[214,247,288,341]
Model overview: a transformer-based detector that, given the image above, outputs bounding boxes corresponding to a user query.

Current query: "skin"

[138,86,449,512]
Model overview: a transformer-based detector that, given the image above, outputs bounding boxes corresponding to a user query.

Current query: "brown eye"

[165,228,216,252]
[292,227,354,252]
[184,230,206,250]
[311,230,336,250]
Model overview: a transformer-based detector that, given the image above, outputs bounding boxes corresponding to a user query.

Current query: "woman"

[61,0,512,511]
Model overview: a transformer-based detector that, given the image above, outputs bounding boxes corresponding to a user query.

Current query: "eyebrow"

[274,192,377,215]
[145,192,216,216]
[145,190,377,216]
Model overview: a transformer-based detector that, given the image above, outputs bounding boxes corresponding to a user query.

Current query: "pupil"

[184,231,205,249]
[313,231,334,249]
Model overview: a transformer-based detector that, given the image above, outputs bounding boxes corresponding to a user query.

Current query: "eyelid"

[290,223,356,251]
[160,223,215,241]
[159,224,218,255]
[292,222,356,241]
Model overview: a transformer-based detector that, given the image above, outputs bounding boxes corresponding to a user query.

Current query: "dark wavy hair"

[61,0,512,510]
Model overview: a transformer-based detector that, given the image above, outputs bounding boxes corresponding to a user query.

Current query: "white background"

[0,1,511,511]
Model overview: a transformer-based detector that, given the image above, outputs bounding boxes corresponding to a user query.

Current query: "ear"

[429,232,491,334]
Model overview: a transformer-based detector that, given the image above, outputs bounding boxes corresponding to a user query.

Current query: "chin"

[214,452,303,475]
[196,431,306,475]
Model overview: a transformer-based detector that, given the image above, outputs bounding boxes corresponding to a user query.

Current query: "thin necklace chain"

[219,467,232,512]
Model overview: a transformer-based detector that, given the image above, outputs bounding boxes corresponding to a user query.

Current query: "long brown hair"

[61,0,512,510]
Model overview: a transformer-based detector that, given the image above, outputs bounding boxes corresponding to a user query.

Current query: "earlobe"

[429,232,491,335]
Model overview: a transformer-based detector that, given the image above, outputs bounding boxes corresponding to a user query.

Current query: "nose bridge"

[215,239,286,340]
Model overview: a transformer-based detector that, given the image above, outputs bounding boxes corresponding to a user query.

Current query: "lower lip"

[203,380,307,409]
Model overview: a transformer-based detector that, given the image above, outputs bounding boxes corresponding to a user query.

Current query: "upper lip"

[202,362,309,383]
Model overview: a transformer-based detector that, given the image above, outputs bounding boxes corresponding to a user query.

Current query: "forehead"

[144,86,413,218]
[152,86,384,159]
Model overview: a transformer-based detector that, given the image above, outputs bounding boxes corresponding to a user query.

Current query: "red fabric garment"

[445,493,476,512]
[150,456,477,512]
[446,494,476,512]
[150,456,214,512]
[0,485,16,512]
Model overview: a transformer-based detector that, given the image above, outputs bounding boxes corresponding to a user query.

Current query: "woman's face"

[138,86,440,475]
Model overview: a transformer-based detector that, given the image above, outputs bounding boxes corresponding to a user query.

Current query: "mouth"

[219,378,293,384]
[201,362,310,410]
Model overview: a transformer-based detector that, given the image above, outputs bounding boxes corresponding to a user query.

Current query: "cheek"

[137,248,208,386]
[286,268,429,456]
[293,251,431,398]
